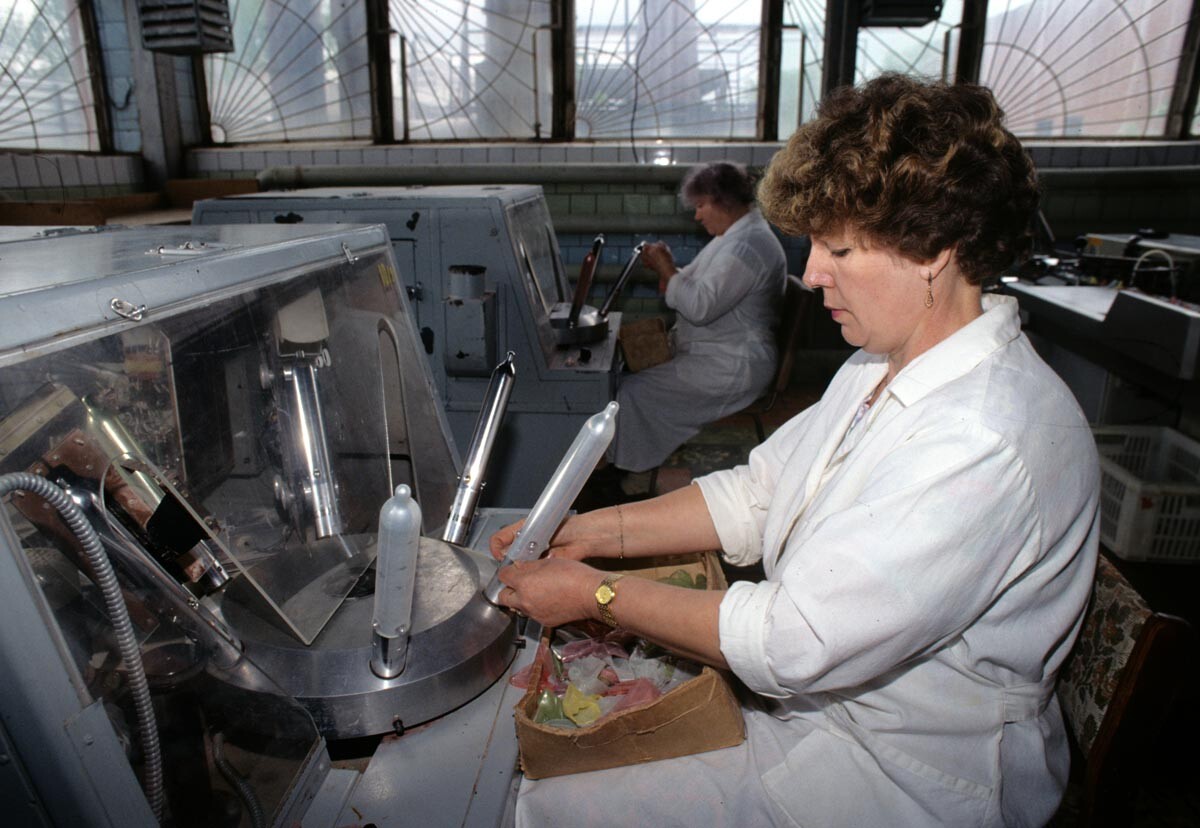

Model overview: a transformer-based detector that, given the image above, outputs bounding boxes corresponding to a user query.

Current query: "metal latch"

[144,241,232,256]
[110,297,147,321]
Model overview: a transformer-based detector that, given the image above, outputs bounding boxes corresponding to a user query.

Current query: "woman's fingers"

[488,518,525,560]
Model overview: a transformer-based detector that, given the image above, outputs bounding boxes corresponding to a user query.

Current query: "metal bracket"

[109,298,147,321]
[342,243,359,264]
[144,241,230,257]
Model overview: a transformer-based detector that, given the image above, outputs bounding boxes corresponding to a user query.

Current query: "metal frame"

[140,0,1200,146]
[1166,0,1200,139]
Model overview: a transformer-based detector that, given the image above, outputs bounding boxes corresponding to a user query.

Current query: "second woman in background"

[607,162,787,483]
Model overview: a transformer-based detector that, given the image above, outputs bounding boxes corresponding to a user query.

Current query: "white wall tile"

[13,154,40,186]
[363,148,388,165]
[266,150,290,167]
[241,150,266,172]
[673,146,699,164]
[313,149,339,165]
[438,146,465,164]
[97,156,117,185]
[540,145,566,163]
[513,146,540,163]
[76,156,102,185]
[217,152,242,172]
[337,148,363,165]
[486,146,514,163]
[54,155,81,188]
[288,150,314,165]
[411,147,438,164]
[461,147,487,164]
[386,146,414,165]
[0,154,18,188]
[592,145,619,163]
[564,145,592,163]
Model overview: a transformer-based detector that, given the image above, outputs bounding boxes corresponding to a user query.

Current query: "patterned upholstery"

[1057,555,1151,756]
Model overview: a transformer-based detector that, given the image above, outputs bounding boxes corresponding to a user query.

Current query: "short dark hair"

[680,162,757,211]
[758,73,1040,285]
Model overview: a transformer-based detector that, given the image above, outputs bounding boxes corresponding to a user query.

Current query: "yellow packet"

[562,683,602,726]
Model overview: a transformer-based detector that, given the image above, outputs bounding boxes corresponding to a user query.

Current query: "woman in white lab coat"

[494,74,1100,827]
[608,161,787,474]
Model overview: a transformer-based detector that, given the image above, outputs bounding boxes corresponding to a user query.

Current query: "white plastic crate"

[1093,426,1200,563]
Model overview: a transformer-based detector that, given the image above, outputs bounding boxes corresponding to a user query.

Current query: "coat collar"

[884,294,1022,408]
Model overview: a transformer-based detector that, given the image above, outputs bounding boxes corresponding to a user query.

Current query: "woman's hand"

[494,557,600,628]
[641,241,677,293]
[488,515,601,562]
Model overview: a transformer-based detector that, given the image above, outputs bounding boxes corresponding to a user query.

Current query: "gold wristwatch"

[595,574,625,627]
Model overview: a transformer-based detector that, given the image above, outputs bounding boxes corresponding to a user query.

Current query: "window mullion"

[956,0,987,84]
[78,0,113,152]
[1166,0,1200,138]
[552,0,575,141]
[758,0,784,141]
[366,0,394,143]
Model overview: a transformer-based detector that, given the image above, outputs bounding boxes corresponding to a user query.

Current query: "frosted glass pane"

[205,0,372,143]
[980,0,1191,138]
[390,0,552,140]
[575,0,761,140]
[0,0,99,151]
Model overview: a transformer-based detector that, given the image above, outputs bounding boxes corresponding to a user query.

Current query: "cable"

[212,732,265,828]
[1130,248,1177,297]
[0,472,164,823]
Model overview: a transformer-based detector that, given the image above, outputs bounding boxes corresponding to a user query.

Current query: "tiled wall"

[0,153,144,201]
[95,0,140,154]
[181,139,1200,180]
[185,142,785,173]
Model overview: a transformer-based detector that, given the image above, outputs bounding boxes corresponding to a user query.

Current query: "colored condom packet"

[562,683,603,726]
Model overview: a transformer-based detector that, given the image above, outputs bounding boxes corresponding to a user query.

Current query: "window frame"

[186,0,1200,145]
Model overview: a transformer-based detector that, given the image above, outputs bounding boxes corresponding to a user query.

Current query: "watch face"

[596,584,615,603]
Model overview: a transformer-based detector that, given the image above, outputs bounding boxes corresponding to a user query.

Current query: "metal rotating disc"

[217,537,515,738]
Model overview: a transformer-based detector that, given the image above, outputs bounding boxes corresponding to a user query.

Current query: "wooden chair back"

[1056,554,1194,826]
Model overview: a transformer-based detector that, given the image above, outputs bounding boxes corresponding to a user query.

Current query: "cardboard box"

[514,552,746,779]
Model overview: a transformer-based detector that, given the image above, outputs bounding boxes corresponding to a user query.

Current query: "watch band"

[596,574,625,627]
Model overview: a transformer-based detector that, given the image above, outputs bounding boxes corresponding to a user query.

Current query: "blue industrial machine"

[0,224,535,827]
[192,185,626,507]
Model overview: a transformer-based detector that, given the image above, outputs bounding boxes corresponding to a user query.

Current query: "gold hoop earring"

[924,273,934,309]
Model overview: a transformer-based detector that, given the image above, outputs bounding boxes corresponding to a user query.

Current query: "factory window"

[778,0,825,137]
[856,0,963,84]
[191,0,1200,145]
[389,0,553,140]
[574,0,761,140]
[202,0,373,143]
[0,0,103,150]
[978,0,1193,138]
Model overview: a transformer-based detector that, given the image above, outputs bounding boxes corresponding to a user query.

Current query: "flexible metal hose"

[0,472,164,822]
[212,732,265,828]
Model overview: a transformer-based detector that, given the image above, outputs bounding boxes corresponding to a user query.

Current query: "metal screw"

[391,717,404,737]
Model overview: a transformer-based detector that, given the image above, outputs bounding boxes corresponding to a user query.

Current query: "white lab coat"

[517,296,1099,827]
[609,209,786,472]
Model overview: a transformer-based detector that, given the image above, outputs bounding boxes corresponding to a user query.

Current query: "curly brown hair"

[758,74,1039,285]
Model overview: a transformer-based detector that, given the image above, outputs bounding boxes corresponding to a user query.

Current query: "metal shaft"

[599,241,646,318]
[443,352,516,546]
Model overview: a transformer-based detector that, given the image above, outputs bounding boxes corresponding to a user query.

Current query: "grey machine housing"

[0,223,531,827]
[192,185,622,508]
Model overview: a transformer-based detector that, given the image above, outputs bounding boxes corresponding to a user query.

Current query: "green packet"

[657,569,708,590]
